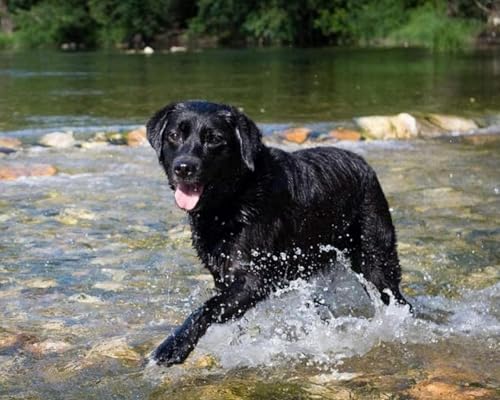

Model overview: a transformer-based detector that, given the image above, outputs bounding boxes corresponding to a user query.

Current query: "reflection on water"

[0,137,498,398]
[1,48,500,132]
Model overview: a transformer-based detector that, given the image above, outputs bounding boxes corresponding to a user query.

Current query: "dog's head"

[146,100,262,212]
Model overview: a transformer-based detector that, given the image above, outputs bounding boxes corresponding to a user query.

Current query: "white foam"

[197,276,499,369]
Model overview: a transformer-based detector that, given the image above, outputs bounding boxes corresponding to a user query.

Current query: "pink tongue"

[174,183,203,211]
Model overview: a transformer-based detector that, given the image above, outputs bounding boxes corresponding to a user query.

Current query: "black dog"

[146,100,410,366]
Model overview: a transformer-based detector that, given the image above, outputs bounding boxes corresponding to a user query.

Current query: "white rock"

[39,132,76,148]
[357,113,419,139]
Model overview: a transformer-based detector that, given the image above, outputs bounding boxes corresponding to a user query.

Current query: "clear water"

[0,48,499,398]
[0,139,498,398]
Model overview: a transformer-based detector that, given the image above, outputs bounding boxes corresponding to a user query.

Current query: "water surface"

[0,138,498,398]
[1,48,500,133]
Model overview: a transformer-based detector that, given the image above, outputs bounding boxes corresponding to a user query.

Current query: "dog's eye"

[205,133,225,147]
[167,131,181,143]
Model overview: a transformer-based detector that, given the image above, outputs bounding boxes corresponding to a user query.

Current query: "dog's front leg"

[152,275,266,366]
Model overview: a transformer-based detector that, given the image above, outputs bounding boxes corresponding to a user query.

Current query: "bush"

[390,2,483,51]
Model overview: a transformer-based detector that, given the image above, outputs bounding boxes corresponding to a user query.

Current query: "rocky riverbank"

[1,113,499,181]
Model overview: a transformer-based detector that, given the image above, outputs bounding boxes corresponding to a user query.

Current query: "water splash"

[196,270,499,369]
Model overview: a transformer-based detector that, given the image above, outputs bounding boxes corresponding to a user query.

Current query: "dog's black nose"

[173,158,199,179]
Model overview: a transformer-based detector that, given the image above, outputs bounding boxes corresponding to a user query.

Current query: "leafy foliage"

[0,0,490,50]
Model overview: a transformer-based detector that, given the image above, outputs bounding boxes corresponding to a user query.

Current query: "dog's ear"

[146,103,177,162]
[231,108,262,172]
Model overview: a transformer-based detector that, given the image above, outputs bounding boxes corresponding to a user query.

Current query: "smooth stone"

[102,268,128,282]
[0,164,57,180]
[0,137,22,150]
[25,278,58,289]
[93,282,124,291]
[281,127,311,144]
[426,114,478,132]
[55,208,96,225]
[39,131,76,148]
[68,293,104,304]
[357,113,418,139]
[143,46,154,54]
[126,126,147,147]
[79,141,109,149]
[329,128,362,141]
[167,225,191,242]
[86,337,142,363]
[25,340,72,356]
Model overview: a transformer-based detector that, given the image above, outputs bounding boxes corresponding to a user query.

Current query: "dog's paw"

[151,335,193,367]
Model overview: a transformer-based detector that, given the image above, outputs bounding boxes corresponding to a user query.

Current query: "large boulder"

[356,113,418,140]
[39,132,76,148]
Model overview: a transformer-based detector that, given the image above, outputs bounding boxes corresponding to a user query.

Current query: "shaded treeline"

[0,0,499,50]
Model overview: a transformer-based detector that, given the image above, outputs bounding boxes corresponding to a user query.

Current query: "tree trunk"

[0,0,14,34]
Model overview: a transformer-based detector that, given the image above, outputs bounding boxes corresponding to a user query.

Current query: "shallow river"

[1,137,498,399]
[0,48,499,399]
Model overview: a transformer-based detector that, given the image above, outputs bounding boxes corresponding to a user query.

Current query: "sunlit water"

[1,47,500,133]
[1,137,498,398]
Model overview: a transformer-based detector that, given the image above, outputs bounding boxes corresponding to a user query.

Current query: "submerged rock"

[24,340,72,356]
[39,132,76,148]
[126,126,147,147]
[25,278,58,289]
[68,293,105,304]
[93,281,124,291]
[0,164,57,180]
[55,207,96,225]
[86,337,142,364]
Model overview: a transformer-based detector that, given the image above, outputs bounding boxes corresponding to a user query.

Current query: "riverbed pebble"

[55,207,97,225]
[39,131,76,148]
[24,340,72,356]
[0,137,22,150]
[25,278,58,289]
[329,128,362,141]
[86,337,142,364]
[0,163,57,180]
[282,127,311,144]
[126,126,147,146]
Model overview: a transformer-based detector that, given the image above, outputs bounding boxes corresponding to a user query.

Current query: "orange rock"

[329,128,362,141]
[0,164,57,180]
[282,127,311,144]
[126,126,147,147]
[0,137,22,150]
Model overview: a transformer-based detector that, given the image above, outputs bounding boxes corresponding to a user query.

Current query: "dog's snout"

[173,157,199,179]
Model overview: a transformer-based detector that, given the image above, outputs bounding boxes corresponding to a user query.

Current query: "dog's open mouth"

[174,183,204,211]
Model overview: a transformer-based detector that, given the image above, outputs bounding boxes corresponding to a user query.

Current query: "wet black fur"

[146,100,410,366]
